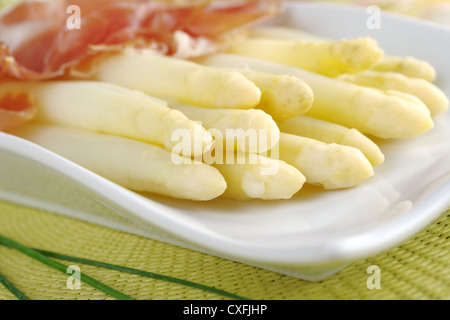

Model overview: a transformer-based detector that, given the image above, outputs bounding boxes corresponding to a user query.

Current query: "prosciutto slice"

[0,0,279,80]
[0,90,36,131]
[0,0,279,131]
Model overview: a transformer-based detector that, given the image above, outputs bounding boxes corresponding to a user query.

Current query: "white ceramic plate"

[1,2,449,281]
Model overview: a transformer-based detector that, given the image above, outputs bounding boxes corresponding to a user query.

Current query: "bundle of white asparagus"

[4,25,448,201]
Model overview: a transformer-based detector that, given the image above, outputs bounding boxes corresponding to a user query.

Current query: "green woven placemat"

[0,200,448,300]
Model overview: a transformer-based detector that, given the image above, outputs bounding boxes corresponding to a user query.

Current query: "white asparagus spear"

[338,70,449,116]
[9,124,227,201]
[197,54,434,139]
[277,115,385,167]
[226,36,383,77]
[276,132,374,189]
[247,26,437,82]
[0,80,213,157]
[235,69,314,121]
[92,50,262,109]
[166,99,280,154]
[212,153,305,201]
[371,55,436,82]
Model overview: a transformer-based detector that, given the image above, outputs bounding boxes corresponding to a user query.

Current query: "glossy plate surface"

[1,2,449,281]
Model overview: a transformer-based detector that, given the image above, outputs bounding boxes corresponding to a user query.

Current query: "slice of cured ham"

[0,0,279,131]
[0,0,279,80]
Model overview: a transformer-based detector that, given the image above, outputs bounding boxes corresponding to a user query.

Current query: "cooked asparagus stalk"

[213,153,306,200]
[226,36,383,77]
[276,132,374,189]
[93,50,262,109]
[338,70,448,115]
[9,124,227,201]
[278,115,385,167]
